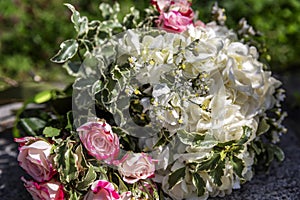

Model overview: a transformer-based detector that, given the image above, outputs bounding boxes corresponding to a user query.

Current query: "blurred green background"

[0,0,299,92]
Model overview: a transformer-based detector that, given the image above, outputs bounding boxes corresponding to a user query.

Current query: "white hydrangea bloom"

[108,24,282,199]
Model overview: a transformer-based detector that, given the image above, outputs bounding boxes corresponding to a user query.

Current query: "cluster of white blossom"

[99,23,282,199]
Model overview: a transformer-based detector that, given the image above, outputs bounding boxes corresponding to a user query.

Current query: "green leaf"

[238,126,252,145]
[65,111,74,131]
[231,156,244,178]
[168,167,186,189]
[76,165,97,191]
[266,145,275,166]
[251,141,262,155]
[43,126,60,137]
[51,39,79,63]
[197,153,220,171]
[192,173,206,196]
[273,145,285,162]
[20,117,46,136]
[210,160,225,186]
[112,126,129,137]
[216,140,236,148]
[256,118,270,136]
[34,90,53,104]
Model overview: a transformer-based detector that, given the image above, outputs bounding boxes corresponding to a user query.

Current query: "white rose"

[118,152,156,184]
[222,42,281,117]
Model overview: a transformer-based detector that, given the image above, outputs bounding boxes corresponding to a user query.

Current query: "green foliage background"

[195,0,300,71]
[0,0,299,90]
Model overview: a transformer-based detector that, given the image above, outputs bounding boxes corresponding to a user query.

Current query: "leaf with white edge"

[74,144,88,169]
[112,126,129,137]
[99,3,114,19]
[64,146,79,183]
[20,118,46,136]
[198,139,218,149]
[122,7,140,28]
[237,126,252,145]
[210,160,225,186]
[76,165,97,191]
[99,20,122,34]
[153,130,170,148]
[64,4,80,27]
[192,173,206,196]
[55,140,80,184]
[177,130,205,146]
[51,39,79,63]
[197,153,220,171]
[68,190,81,200]
[231,155,244,178]
[168,167,186,189]
[43,126,60,137]
[99,3,120,20]
[64,3,88,36]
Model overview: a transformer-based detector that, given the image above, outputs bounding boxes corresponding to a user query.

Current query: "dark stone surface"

[0,129,31,200]
[0,72,299,200]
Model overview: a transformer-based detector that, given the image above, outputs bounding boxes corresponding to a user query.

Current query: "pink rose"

[152,0,192,14]
[118,152,156,184]
[159,11,193,32]
[22,177,64,200]
[77,121,119,163]
[152,0,200,33]
[83,180,120,200]
[16,137,56,182]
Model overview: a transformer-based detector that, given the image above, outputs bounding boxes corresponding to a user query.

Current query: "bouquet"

[14,1,287,199]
